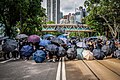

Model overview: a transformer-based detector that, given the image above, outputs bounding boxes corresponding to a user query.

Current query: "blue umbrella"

[45,44,58,52]
[20,45,34,57]
[39,40,51,47]
[57,34,67,38]
[33,50,46,63]
[43,34,54,39]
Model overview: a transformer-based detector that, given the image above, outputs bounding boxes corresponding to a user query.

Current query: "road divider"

[56,57,66,80]
[62,57,66,80]
[56,58,62,80]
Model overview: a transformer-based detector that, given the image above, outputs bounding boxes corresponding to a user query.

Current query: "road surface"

[0,58,120,80]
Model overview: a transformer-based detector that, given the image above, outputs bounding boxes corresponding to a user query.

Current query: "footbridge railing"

[42,24,95,32]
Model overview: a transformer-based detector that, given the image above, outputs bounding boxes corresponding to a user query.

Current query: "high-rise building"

[75,8,86,24]
[47,0,60,24]
[60,12,63,19]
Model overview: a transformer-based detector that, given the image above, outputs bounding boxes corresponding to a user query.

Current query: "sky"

[41,0,85,15]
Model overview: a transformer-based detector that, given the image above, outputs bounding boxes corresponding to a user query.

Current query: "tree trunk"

[101,15,118,39]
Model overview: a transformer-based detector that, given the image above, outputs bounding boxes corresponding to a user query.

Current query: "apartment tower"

[47,0,60,24]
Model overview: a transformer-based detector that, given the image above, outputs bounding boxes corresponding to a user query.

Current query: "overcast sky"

[42,0,85,15]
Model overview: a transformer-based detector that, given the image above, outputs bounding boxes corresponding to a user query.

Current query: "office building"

[60,12,63,19]
[47,0,60,24]
[75,8,86,24]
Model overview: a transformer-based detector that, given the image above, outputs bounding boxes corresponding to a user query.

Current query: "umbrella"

[16,34,28,39]
[0,36,9,41]
[67,48,75,54]
[67,48,77,60]
[33,50,46,63]
[28,35,40,43]
[57,34,67,38]
[92,49,105,60]
[82,50,94,60]
[43,34,54,39]
[88,36,97,41]
[2,39,18,53]
[58,37,68,44]
[20,45,34,57]
[45,44,58,52]
[76,42,87,48]
[51,38,64,45]
[39,40,51,47]
[57,46,66,57]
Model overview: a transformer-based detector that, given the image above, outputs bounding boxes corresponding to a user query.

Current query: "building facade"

[75,8,86,24]
[47,0,60,24]
[60,12,63,19]
[69,14,75,24]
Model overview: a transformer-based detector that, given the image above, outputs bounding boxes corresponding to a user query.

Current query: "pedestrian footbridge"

[42,24,95,32]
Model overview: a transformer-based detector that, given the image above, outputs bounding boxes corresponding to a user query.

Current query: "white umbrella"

[82,50,94,60]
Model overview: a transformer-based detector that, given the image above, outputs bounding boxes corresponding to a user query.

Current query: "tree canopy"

[84,0,120,38]
[0,0,46,37]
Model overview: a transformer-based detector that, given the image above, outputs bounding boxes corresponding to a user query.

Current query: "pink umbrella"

[28,35,40,43]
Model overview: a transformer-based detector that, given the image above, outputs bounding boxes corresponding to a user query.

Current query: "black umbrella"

[67,48,77,60]
[0,36,9,41]
[93,49,105,60]
[16,34,28,39]
[2,39,18,53]
[51,38,64,45]
[45,44,58,52]
[57,46,66,57]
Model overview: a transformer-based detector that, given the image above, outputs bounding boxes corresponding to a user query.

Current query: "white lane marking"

[62,57,66,80]
[0,58,13,63]
[56,58,61,80]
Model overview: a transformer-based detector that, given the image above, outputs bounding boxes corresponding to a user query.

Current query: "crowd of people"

[0,35,120,63]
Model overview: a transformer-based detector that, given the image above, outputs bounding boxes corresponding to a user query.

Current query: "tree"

[46,21,55,24]
[84,0,120,38]
[0,0,23,37]
[0,0,46,37]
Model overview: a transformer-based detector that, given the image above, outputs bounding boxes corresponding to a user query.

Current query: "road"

[66,58,120,80]
[0,58,120,80]
[0,59,58,80]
